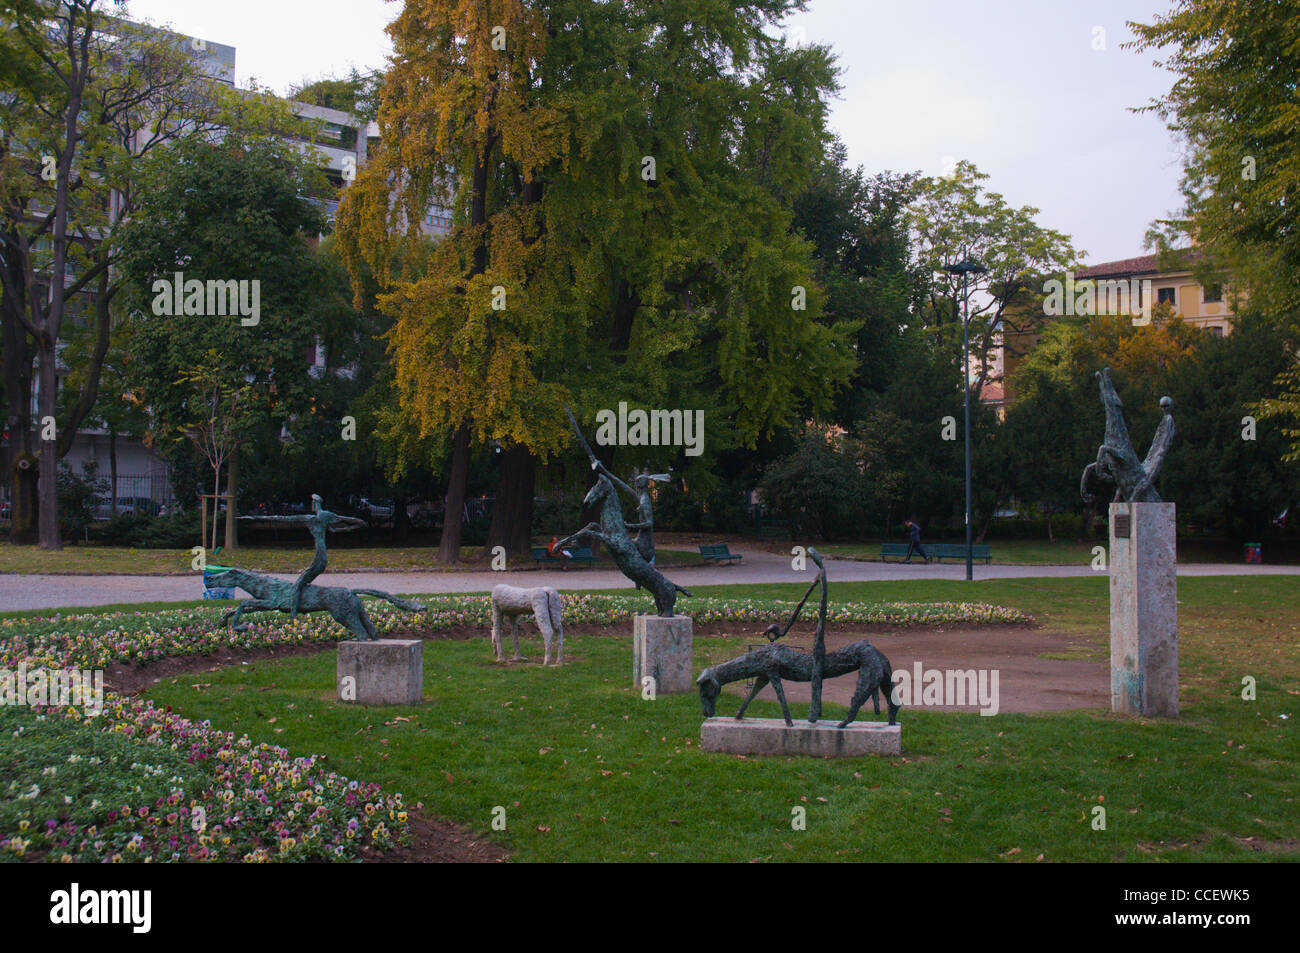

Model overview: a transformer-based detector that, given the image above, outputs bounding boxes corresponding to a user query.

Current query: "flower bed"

[0,698,403,863]
[0,595,1029,671]
[0,593,1026,862]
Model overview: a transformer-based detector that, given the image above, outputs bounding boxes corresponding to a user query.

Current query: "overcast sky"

[121,0,1186,264]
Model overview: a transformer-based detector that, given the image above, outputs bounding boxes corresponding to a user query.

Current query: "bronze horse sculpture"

[1081,367,1174,504]
[696,548,899,728]
[555,471,692,617]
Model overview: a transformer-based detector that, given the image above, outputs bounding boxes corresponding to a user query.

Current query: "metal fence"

[94,471,176,517]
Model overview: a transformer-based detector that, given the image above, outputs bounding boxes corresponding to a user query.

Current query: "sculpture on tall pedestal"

[1081,369,1180,718]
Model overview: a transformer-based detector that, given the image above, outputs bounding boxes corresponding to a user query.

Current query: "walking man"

[903,518,931,564]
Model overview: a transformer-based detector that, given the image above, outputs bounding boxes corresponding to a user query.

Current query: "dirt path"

[716,625,1107,715]
[106,620,1106,713]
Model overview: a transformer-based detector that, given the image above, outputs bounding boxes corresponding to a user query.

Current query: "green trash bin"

[1245,542,1262,564]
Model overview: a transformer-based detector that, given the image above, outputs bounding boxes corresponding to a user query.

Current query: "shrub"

[56,463,107,541]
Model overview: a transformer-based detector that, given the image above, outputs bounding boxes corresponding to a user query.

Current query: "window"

[1157,287,1176,306]
[1203,283,1222,303]
[1209,325,1224,338]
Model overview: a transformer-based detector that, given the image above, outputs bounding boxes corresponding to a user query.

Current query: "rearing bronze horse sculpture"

[556,407,692,617]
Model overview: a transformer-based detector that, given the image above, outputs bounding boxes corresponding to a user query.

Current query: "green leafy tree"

[0,0,221,547]
[339,0,853,561]
[1129,0,1300,314]
[117,131,336,550]
[757,425,862,541]
[908,160,1081,402]
[1129,2,1300,461]
[290,68,385,124]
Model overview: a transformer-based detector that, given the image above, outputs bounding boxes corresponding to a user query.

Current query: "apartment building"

[998,249,1240,407]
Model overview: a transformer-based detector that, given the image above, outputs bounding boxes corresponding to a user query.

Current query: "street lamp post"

[944,252,987,582]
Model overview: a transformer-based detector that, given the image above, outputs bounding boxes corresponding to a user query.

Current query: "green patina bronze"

[210,495,424,640]
[1081,368,1175,504]
[696,548,899,727]
[558,406,690,617]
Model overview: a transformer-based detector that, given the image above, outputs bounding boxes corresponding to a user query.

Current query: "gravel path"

[2,546,1296,612]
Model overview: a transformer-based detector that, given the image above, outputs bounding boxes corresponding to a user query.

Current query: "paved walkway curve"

[2,546,1297,612]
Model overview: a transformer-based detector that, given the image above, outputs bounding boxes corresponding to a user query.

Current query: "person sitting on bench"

[548,535,573,570]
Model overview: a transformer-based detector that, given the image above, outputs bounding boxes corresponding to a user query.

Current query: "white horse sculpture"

[490,584,564,666]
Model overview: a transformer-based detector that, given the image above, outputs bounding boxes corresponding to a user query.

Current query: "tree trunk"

[10,451,38,544]
[486,444,536,558]
[37,344,60,549]
[437,425,471,563]
[224,452,239,551]
[2,276,36,544]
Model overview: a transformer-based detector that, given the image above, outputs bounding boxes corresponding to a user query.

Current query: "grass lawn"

[0,543,702,576]
[138,575,1299,862]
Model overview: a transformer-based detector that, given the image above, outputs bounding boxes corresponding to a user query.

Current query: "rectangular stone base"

[1110,502,1179,717]
[337,639,423,706]
[700,717,901,757]
[632,614,693,694]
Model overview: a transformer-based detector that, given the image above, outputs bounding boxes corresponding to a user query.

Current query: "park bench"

[932,543,992,563]
[532,545,597,568]
[699,543,743,565]
[880,542,992,563]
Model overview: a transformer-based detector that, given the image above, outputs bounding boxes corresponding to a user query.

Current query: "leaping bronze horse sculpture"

[556,406,691,617]
[1081,367,1174,504]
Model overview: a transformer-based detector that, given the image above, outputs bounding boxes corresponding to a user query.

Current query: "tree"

[908,160,1081,402]
[1129,2,1300,460]
[792,142,919,424]
[290,68,385,124]
[175,360,252,550]
[340,0,853,562]
[0,0,218,547]
[1129,0,1300,314]
[117,130,335,551]
[757,424,862,541]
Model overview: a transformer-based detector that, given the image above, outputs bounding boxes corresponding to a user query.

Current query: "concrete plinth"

[700,717,901,757]
[1109,502,1178,717]
[632,614,693,694]
[337,639,423,706]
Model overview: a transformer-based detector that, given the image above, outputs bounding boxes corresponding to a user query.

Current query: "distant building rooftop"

[1077,250,1197,279]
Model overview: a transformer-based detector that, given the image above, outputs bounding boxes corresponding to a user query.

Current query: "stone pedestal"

[337,639,423,706]
[1109,502,1178,717]
[632,614,693,694]
[700,717,901,757]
